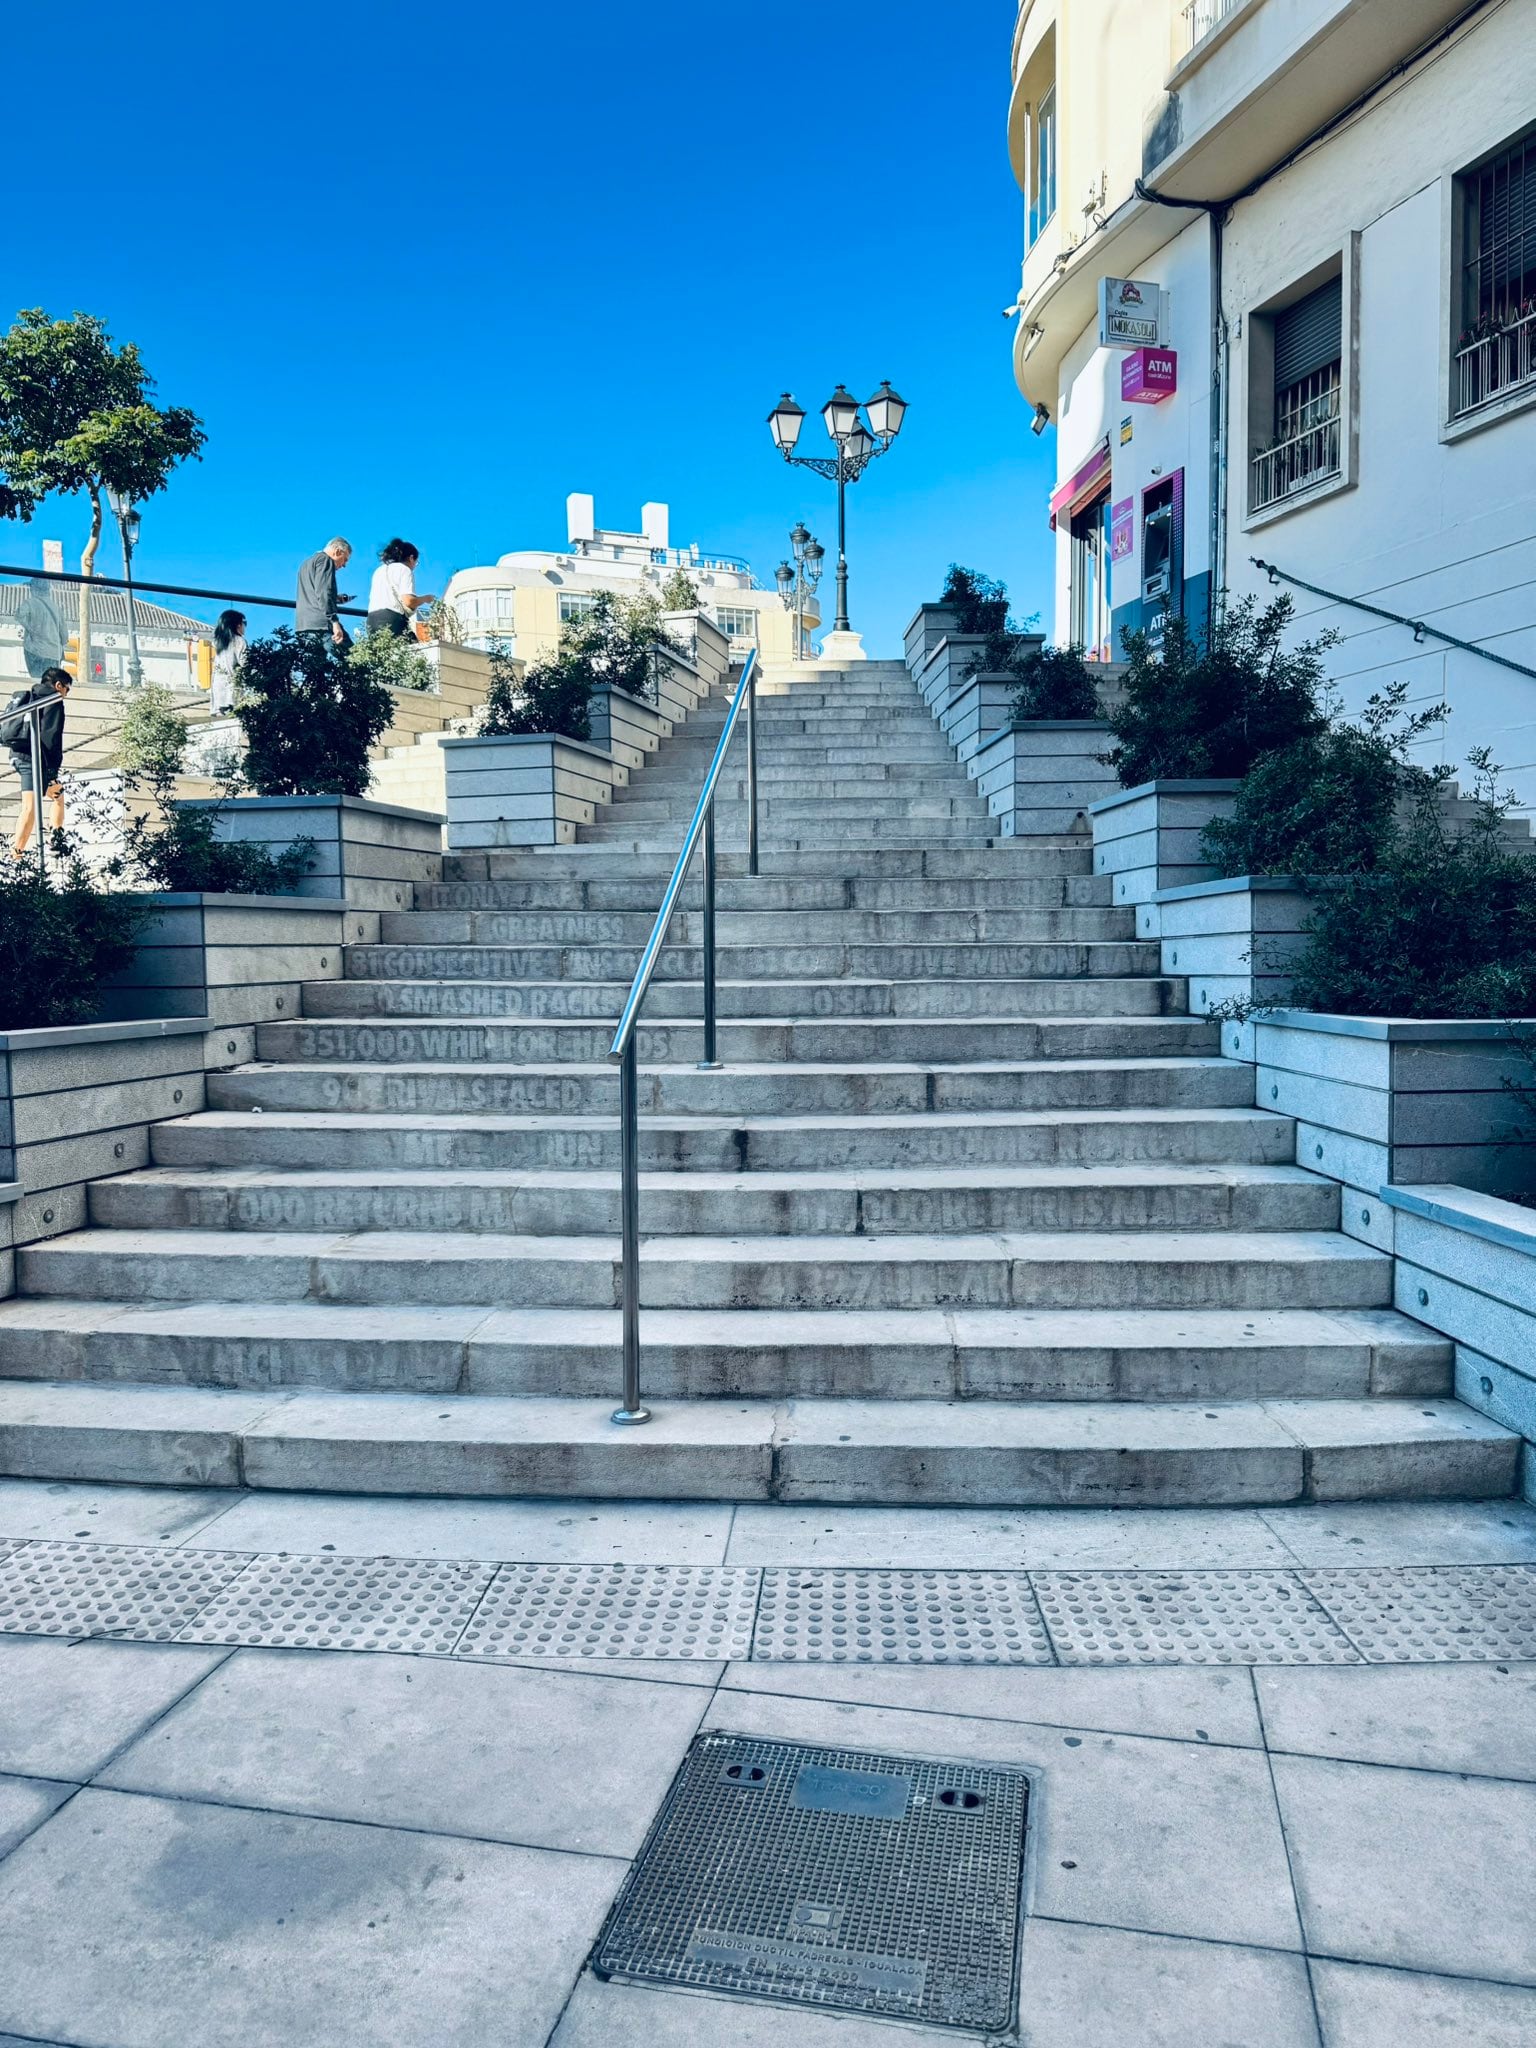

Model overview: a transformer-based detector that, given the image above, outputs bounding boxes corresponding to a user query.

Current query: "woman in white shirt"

[366,538,436,639]
[210,609,246,715]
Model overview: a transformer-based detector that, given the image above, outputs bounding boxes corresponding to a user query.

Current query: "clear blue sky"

[7,0,1054,653]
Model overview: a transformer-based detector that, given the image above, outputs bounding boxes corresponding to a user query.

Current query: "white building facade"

[444,496,816,669]
[1009,0,1536,810]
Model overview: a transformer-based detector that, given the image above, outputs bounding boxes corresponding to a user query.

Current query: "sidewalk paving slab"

[1258,1499,1536,1567]
[0,1477,233,1547]
[0,1787,623,2048]
[0,1774,73,1862]
[0,1638,229,1780]
[98,1648,710,1859]
[1255,1661,1536,1779]
[549,1975,954,2047]
[724,1503,1298,1568]
[1309,1958,1536,2047]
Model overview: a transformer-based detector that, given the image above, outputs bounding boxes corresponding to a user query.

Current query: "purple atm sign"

[1121,347,1177,405]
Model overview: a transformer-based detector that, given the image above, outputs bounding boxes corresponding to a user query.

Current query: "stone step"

[454,846,1092,878]
[91,1162,1340,1238]
[208,1049,1244,1117]
[416,876,1112,912]
[20,1225,1396,1313]
[255,1013,1204,1064]
[339,940,1162,984]
[379,906,1137,946]
[0,1378,1512,1504]
[152,1106,1296,1173]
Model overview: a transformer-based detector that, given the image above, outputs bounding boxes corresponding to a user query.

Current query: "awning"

[1049,437,1112,529]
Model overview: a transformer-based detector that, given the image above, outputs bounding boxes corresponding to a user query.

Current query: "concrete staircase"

[0,659,1518,1503]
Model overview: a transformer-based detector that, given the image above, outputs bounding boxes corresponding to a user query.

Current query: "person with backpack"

[4,667,71,856]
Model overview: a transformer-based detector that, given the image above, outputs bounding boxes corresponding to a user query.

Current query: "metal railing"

[1250,406,1342,513]
[1182,0,1242,48]
[605,648,760,1425]
[1454,308,1536,419]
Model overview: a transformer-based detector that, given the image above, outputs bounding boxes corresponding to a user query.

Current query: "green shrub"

[660,567,700,610]
[1202,685,1449,878]
[563,590,678,703]
[348,629,434,693]
[1105,594,1331,787]
[114,681,190,782]
[126,801,316,896]
[1284,753,1536,1020]
[235,628,396,796]
[1009,643,1101,724]
[478,640,591,743]
[940,566,1010,637]
[0,850,148,1029]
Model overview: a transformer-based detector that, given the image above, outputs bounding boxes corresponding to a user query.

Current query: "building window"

[1251,275,1343,513]
[494,590,515,622]
[1070,494,1112,662]
[1454,128,1536,418]
[714,606,757,642]
[558,591,599,625]
[1027,86,1057,251]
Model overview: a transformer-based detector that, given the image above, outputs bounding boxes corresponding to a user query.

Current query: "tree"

[660,566,700,610]
[235,629,396,796]
[0,309,205,691]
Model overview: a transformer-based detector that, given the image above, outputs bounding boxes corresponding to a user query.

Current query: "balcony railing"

[1183,0,1242,48]
[1453,308,1536,420]
[1251,407,1342,514]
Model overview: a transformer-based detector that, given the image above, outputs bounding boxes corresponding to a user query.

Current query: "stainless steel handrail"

[606,647,760,1425]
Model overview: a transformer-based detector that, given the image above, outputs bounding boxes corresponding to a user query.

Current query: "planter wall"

[907,635,992,727]
[939,671,1017,763]
[0,1017,212,1254]
[1383,1185,1536,1502]
[1144,876,1315,1016]
[1089,780,1240,907]
[902,603,958,674]
[179,794,444,911]
[585,687,673,772]
[662,612,730,695]
[1222,1011,1536,1248]
[97,894,377,1035]
[972,722,1117,838]
[442,733,626,851]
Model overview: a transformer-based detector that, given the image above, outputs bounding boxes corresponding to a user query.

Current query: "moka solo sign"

[1099,277,1167,348]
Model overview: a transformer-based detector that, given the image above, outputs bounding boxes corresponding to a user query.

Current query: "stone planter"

[442,732,625,851]
[98,893,376,1036]
[939,670,1017,763]
[1145,875,1315,1016]
[972,722,1117,838]
[907,633,992,721]
[902,603,958,674]
[178,794,444,911]
[585,686,673,772]
[663,611,730,694]
[1223,1011,1536,1245]
[1088,780,1240,907]
[0,1017,212,1253]
[1383,1184,1536,1502]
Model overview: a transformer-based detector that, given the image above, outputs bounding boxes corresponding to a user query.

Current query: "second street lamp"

[775,524,825,662]
[106,487,145,688]
[766,381,907,660]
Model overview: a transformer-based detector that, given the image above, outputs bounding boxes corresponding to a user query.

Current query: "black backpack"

[0,687,34,751]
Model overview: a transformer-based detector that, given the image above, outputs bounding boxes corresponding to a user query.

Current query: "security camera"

[1031,403,1051,437]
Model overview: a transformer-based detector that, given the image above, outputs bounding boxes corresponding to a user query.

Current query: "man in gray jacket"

[295,538,354,648]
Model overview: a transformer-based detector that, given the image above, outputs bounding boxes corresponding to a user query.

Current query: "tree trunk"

[77,484,102,689]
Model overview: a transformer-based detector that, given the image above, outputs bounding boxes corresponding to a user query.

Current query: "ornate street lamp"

[106,486,144,687]
[765,381,907,654]
[775,524,825,662]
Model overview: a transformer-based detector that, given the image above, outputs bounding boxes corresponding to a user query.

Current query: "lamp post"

[767,380,907,660]
[774,523,825,663]
[106,487,144,688]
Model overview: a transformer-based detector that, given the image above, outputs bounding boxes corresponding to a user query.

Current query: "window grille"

[1252,278,1343,512]
[1454,129,1536,417]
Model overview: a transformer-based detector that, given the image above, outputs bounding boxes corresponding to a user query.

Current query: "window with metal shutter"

[1273,277,1342,392]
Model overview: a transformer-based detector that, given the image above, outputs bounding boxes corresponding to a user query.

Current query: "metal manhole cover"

[592,1732,1030,2031]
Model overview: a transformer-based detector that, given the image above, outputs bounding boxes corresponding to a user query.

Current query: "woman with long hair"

[211,609,246,716]
[367,538,436,639]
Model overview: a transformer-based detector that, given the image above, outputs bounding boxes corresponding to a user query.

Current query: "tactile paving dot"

[456,1564,760,1660]
[0,1539,251,1641]
[1031,1569,1361,1665]
[1302,1564,1536,1662]
[754,1568,1055,1665]
[177,1552,496,1654]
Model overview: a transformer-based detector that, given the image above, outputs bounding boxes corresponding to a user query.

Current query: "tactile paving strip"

[754,1569,1054,1664]
[177,1552,496,1654]
[1032,1569,1361,1665]
[595,1731,1030,2031]
[0,1539,251,1642]
[456,1563,761,1661]
[1302,1564,1536,1662]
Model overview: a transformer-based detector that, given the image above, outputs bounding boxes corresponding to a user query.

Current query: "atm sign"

[1121,348,1178,404]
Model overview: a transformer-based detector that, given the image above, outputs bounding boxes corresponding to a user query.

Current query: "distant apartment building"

[0,574,210,692]
[1008,0,1536,808]
[443,496,816,668]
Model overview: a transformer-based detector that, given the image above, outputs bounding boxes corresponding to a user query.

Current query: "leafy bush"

[1281,753,1536,1020]
[940,565,1010,637]
[563,590,678,702]
[0,849,148,1029]
[348,629,434,693]
[478,640,591,743]
[125,800,316,896]
[1009,643,1101,724]
[1202,685,1449,878]
[235,628,396,796]
[1105,594,1331,787]
[114,681,190,782]
[660,567,700,610]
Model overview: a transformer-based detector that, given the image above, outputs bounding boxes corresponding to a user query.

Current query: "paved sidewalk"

[0,1484,1532,2047]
